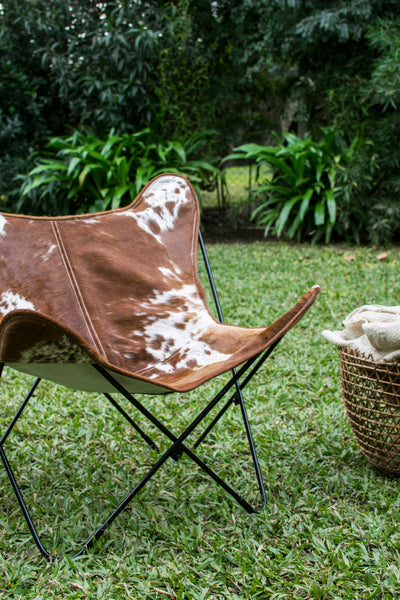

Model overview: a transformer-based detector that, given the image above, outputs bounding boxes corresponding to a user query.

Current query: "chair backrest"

[0,174,214,378]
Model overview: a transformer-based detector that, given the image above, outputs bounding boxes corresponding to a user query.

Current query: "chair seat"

[1,283,318,392]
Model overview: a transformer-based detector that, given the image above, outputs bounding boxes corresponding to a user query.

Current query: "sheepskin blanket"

[322,305,400,362]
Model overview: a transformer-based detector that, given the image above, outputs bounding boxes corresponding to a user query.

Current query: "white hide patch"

[0,215,7,237]
[0,291,35,316]
[42,244,57,262]
[82,217,100,224]
[123,175,190,244]
[158,265,183,281]
[136,283,232,375]
[20,335,91,364]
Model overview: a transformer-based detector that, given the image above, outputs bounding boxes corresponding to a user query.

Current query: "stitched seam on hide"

[51,221,108,360]
[190,183,215,324]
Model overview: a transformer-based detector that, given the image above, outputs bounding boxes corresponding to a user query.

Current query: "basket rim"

[338,346,400,368]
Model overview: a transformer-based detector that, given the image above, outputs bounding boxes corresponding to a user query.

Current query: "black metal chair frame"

[0,232,281,561]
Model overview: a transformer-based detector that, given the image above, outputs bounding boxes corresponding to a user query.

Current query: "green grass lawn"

[1,242,400,599]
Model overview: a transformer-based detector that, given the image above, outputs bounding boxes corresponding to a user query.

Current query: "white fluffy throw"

[322,305,400,362]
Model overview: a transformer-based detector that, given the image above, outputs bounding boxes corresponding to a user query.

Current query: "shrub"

[16,129,221,215]
[226,129,364,243]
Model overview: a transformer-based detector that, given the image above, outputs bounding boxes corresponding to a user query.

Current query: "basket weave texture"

[339,347,400,475]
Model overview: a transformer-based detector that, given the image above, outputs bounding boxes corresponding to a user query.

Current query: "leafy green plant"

[226,129,363,243]
[16,128,221,215]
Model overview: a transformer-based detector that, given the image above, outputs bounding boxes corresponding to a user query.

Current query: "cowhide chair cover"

[0,173,320,559]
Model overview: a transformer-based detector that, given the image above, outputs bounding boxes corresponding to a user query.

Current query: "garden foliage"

[227,130,364,243]
[17,129,221,215]
[1,1,400,243]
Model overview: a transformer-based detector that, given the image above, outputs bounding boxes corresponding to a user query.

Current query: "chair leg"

[1,377,41,445]
[193,339,281,506]
[1,351,268,560]
[236,391,266,506]
[0,374,162,560]
[93,348,276,513]
[193,388,266,506]
[103,393,159,452]
[193,395,236,448]
[0,375,56,560]
[93,361,262,513]
[198,231,282,508]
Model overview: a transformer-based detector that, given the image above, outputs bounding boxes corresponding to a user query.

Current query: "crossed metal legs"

[0,343,279,560]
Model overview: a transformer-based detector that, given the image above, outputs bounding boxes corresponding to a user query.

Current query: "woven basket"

[338,347,400,475]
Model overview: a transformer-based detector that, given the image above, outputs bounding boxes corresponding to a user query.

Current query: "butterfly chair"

[0,173,320,560]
